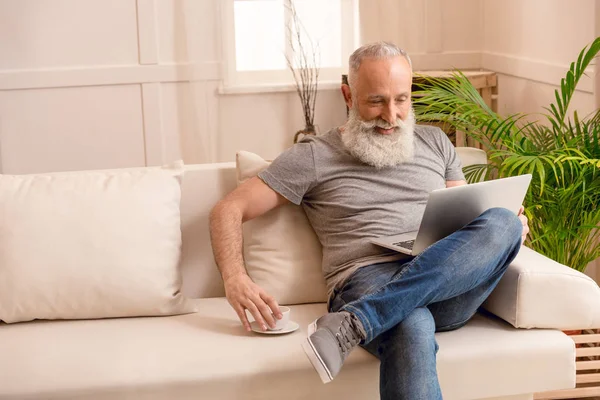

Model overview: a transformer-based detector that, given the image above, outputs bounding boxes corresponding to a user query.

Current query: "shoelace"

[335,315,362,356]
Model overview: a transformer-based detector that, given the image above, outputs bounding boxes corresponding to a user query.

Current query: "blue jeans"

[329,208,522,400]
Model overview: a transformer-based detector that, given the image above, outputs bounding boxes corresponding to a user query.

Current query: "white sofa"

[1,148,600,400]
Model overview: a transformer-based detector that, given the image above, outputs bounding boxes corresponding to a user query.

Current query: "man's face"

[340,55,415,169]
[350,56,413,130]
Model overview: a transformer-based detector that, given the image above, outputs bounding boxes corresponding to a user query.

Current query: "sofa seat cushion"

[0,298,574,400]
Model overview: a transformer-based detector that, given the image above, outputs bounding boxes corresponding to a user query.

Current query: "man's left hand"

[518,206,529,244]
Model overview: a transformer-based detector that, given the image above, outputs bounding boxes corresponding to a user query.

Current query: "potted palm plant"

[413,37,600,273]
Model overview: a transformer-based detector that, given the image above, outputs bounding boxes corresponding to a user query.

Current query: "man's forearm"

[209,201,247,282]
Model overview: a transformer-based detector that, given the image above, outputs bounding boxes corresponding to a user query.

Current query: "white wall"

[1,0,597,167]
[0,0,488,174]
[482,0,596,118]
[0,0,348,173]
[361,0,483,70]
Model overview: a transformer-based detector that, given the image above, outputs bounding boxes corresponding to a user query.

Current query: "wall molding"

[410,51,482,71]
[194,82,218,164]
[141,83,165,166]
[0,53,485,93]
[136,0,159,65]
[482,52,595,93]
[0,62,221,91]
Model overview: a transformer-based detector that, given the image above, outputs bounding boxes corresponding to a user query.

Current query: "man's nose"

[381,102,398,124]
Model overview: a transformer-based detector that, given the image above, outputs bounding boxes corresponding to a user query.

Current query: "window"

[222,0,359,90]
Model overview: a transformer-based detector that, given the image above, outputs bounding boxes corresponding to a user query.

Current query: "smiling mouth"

[375,127,396,135]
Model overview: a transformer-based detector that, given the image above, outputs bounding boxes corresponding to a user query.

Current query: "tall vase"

[293,125,317,144]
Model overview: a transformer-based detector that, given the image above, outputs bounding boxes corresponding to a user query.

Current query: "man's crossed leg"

[301,207,523,397]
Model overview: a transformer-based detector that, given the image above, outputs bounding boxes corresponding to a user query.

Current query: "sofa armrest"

[482,246,600,329]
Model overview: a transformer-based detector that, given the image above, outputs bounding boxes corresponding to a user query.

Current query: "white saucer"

[250,320,300,335]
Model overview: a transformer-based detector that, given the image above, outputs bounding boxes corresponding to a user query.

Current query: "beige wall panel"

[203,81,221,163]
[358,0,380,45]
[425,0,443,53]
[495,74,596,121]
[312,88,348,134]
[360,0,483,54]
[218,92,292,162]
[375,0,412,48]
[483,0,595,65]
[160,81,220,165]
[359,0,482,69]
[360,0,427,52]
[156,0,220,63]
[400,0,427,53]
[0,85,145,174]
[217,88,347,162]
[441,0,483,52]
[0,0,139,70]
[482,0,596,137]
[158,82,186,164]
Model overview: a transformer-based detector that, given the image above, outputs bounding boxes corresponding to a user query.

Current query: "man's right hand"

[224,274,282,332]
[210,176,289,332]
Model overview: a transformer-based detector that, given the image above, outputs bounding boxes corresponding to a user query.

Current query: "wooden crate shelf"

[411,70,498,149]
[535,328,600,400]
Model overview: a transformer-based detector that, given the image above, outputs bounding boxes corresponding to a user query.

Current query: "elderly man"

[210,41,529,399]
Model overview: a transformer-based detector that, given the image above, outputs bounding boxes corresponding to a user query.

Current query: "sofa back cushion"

[178,163,237,298]
[236,151,327,305]
[0,163,196,323]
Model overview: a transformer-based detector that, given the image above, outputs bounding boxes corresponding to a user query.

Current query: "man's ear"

[341,84,353,109]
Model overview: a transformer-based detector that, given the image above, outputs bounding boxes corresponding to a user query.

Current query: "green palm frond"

[547,37,600,127]
[413,37,600,272]
[463,163,494,183]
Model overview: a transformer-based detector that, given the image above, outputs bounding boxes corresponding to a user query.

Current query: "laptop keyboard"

[392,239,415,250]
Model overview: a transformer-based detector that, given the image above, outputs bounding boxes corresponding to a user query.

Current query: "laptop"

[370,174,532,255]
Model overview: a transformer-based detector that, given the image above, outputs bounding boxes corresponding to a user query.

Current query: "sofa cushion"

[178,163,236,299]
[0,162,195,324]
[483,246,600,329]
[0,297,574,400]
[236,151,327,305]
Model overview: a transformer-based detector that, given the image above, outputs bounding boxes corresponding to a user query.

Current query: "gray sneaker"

[301,311,365,383]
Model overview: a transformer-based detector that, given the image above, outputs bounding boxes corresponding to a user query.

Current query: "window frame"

[221,0,360,91]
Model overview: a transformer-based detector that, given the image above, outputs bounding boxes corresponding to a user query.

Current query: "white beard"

[341,107,416,169]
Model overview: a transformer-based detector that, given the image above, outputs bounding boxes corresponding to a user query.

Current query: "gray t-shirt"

[258,125,465,298]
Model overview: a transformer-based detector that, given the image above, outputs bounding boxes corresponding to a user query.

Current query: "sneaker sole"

[301,320,333,384]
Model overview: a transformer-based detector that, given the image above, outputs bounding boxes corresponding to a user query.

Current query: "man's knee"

[371,308,438,364]
[400,307,435,331]
[391,308,437,348]
[396,307,438,353]
[480,207,522,248]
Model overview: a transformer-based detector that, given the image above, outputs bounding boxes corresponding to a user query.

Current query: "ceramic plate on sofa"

[250,321,300,335]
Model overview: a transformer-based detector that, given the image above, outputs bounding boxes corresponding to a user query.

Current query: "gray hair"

[348,42,412,89]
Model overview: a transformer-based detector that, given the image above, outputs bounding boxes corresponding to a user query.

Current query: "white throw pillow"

[0,162,196,324]
[236,151,327,305]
